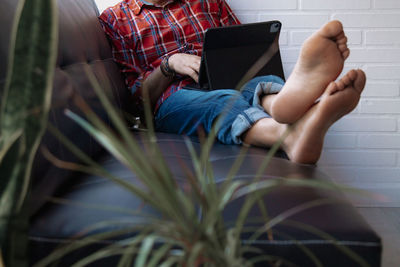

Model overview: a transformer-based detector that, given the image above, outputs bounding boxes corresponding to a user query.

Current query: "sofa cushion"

[29,133,382,267]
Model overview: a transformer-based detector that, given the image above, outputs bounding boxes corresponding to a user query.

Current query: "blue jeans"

[154,75,285,145]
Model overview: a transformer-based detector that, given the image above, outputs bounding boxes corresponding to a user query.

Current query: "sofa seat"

[29,133,381,266]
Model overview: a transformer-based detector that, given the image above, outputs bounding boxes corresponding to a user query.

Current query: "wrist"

[160,55,176,78]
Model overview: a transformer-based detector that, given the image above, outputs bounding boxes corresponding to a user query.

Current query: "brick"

[320,167,358,183]
[291,31,313,45]
[359,134,400,149]
[229,0,297,10]
[330,116,397,132]
[279,31,289,46]
[363,82,400,97]
[356,168,400,183]
[347,48,400,63]
[280,48,300,63]
[345,31,363,45]
[302,0,370,10]
[398,117,400,132]
[319,150,397,166]
[344,183,400,207]
[332,14,400,28]
[398,151,400,166]
[374,0,400,9]
[291,30,362,45]
[366,30,400,45]
[235,13,258,24]
[259,14,329,28]
[364,65,400,80]
[360,99,400,114]
[324,134,357,149]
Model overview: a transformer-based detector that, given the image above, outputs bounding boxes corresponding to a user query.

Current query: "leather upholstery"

[29,133,381,266]
[0,0,382,266]
[0,0,137,216]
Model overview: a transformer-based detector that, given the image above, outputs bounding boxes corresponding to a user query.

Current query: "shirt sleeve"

[99,8,152,102]
[218,0,241,26]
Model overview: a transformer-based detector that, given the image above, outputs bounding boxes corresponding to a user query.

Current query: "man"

[99,0,366,164]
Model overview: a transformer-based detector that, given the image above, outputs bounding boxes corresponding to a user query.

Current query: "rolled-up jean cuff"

[253,81,283,110]
[231,107,270,144]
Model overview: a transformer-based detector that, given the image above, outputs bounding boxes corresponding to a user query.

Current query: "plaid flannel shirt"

[99,0,240,111]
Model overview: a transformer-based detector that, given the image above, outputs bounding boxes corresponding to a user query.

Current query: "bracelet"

[160,55,176,78]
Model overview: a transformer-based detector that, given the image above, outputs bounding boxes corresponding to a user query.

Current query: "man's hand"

[168,53,201,83]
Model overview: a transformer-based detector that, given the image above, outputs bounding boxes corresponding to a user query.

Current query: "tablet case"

[197,21,285,90]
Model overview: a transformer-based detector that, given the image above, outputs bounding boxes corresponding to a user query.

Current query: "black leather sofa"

[0,0,382,266]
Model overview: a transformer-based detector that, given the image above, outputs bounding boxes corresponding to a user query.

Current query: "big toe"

[319,20,345,39]
[336,69,358,90]
[353,69,366,94]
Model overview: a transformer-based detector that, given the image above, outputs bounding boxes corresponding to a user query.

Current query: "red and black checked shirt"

[99,0,240,111]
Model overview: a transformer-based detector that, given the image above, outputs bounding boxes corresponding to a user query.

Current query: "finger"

[190,61,200,74]
[188,55,201,67]
[188,69,199,83]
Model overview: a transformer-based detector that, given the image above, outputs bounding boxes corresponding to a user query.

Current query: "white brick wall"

[95,0,400,207]
[227,0,400,207]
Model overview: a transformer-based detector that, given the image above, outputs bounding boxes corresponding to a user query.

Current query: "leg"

[240,75,284,115]
[155,89,270,145]
[245,69,366,164]
[270,20,350,124]
[242,117,288,148]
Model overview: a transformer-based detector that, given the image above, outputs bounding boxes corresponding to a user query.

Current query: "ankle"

[261,94,276,114]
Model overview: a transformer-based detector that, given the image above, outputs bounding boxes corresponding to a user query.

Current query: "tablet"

[188,20,285,90]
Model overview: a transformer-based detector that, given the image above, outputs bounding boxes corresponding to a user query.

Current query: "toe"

[336,80,346,90]
[321,20,344,39]
[325,81,339,95]
[343,69,357,85]
[338,43,348,52]
[342,49,350,60]
[353,70,366,94]
[337,36,348,45]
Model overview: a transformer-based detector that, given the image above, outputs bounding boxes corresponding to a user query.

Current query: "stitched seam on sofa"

[68,174,189,189]
[215,175,285,183]
[29,236,120,245]
[67,174,280,189]
[241,240,381,247]
[29,236,380,247]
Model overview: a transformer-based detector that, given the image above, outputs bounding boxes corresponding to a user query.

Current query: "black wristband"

[160,56,175,78]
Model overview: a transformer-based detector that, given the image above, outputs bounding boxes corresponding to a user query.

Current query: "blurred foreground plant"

[0,0,58,266]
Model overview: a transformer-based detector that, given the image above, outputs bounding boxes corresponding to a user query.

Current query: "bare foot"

[270,20,350,124]
[283,69,366,164]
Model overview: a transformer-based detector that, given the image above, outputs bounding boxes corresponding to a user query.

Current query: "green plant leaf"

[146,244,173,267]
[187,242,205,267]
[0,130,23,199]
[34,226,150,267]
[159,256,180,267]
[251,198,338,240]
[134,235,156,267]
[0,0,58,264]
